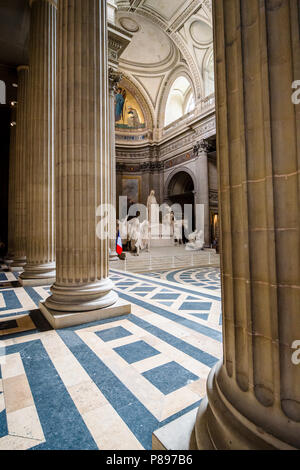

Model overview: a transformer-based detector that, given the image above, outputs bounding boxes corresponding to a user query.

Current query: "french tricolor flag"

[116,230,123,255]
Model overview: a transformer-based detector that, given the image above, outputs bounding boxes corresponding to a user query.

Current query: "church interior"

[0,0,299,451]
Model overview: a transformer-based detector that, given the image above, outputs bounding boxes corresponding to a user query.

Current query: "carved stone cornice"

[116,160,164,173]
[108,23,132,69]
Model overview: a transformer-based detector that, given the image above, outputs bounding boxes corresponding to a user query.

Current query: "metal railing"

[122,251,220,273]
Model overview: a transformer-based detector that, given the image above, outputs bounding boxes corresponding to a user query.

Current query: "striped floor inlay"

[0,265,222,450]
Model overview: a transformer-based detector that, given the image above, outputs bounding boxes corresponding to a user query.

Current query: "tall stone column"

[191,0,300,450]
[6,106,17,264]
[153,0,300,451]
[195,140,210,247]
[108,69,122,261]
[19,0,56,286]
[10,66,29,272]
[40,0,131,329]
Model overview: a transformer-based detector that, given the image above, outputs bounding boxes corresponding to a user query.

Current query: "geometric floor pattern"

[0,264,222,450]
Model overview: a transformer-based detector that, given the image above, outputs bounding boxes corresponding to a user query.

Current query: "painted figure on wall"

[115,87,126,122]
[127,107,140,128]
[115,86,145,129]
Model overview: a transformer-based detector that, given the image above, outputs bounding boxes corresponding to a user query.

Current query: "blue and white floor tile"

[0,265,222,450]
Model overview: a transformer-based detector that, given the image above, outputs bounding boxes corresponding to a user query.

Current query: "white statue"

[185,230,204,251]
[147,190,158,224]
[127,215,140,255]
[136,220,150,254]
[162,206,174,238]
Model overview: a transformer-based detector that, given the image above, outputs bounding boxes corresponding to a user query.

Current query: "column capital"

[29,0,57,8]
[193,139,210,157]
[108,67,123,93]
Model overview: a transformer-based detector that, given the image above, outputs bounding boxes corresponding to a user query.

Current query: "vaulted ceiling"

[0,0,214,130]
[115,0,214,128]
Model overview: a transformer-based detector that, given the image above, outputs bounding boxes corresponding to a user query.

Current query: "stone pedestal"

[19,0,56,286]
[153,0,300,450]
[40,0,131,328]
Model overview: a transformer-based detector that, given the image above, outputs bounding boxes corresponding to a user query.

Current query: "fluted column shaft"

[6,107,17,262]
[44,0,118,313]
[10,67,29,270]
[196,144,210,246]
[192,0,300,449]
[108,70,122,261]
[20,0,56,285]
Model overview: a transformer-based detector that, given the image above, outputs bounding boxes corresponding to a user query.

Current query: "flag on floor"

[116,231,123,255]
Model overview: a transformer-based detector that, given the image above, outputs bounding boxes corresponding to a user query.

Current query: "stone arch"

[164,166,198,202]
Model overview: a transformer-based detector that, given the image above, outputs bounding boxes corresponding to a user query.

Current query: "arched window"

[164,76,195,127]
[184,90,195,114]
[0,80,6,104]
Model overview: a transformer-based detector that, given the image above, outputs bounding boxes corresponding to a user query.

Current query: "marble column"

[10,66,29,272]
[108,69,122,261]
[19,0,56,286]
[191,0,300,450]
[6,106,17,264]
[40,0,131,329]
[195,140,210,247]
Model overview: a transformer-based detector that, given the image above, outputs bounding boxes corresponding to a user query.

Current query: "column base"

[10,266,25,273]
[39,297,131,329]
[191,361,299,450]
[4,256,14,265]
[9,258,26,271]
[19,276,55,287]
[19,262,56,286]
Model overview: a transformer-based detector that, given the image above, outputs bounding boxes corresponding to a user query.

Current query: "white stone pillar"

[19,0,56,286]
[195,140,210,247]
[10,66,29,272]
[40,0,131,329]
[191,0,300,450]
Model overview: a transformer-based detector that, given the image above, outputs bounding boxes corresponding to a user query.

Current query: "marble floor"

[0,264,222,450]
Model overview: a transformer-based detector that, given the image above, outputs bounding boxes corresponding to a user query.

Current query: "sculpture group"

[117,190,205,256]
